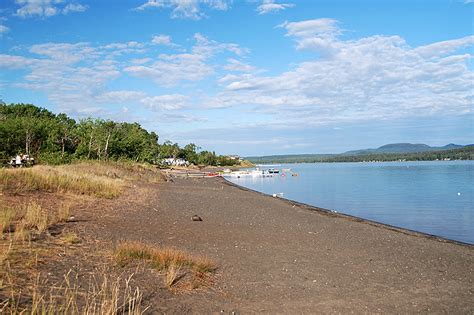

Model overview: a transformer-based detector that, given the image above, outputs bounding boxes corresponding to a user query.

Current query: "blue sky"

[0,0,473,156]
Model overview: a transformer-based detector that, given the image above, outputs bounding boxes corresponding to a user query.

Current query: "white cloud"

[141,94,190,110]
[159,113,208,123]
[101,41,146,57]
[130,57,152,65]
[135,0,231,20]
[210,19,473,125]
[97,91,147,104]
[15,0,60,17]
[125,33,246,86]
[1,21,471,133]
[280,18,341,39]
[192,32,248,56]
[0,24,10,37]
[14,0,88,18]
[62,3,88,15]
[0,42,120,112]
[414,36,474,58]
[256,0,294,15]
[0,54,37,68]
[151,34,180,48]
[151,34,172,45]
[125,53,213,87]
[0,33,248,119]
[279,18,343,53]
[223,58,256,72]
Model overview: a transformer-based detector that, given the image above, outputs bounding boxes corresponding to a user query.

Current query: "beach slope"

[91,176,473,313]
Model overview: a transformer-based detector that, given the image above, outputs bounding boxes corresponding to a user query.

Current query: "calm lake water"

[227,161,474,244]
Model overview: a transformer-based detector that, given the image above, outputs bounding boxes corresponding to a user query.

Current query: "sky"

[0,0,473,156]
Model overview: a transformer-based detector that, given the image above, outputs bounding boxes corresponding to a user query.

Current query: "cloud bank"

[0,18,472,139]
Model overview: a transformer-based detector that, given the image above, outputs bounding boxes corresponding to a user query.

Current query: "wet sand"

[91,175,473,313]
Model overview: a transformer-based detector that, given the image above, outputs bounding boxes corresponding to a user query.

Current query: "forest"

[0,103,239,166]
[246,146,474,164]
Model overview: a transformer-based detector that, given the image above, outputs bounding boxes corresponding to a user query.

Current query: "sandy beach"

[74,174,473,313]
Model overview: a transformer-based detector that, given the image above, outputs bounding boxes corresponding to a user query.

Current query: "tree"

[0,103,238,166]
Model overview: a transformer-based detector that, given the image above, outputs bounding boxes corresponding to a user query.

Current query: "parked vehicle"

[9,154,35,167]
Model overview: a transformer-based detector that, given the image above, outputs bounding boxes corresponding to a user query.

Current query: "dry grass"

[115,241,203,269]
[0,241,12,266]
[1,272,146,314]
[56,201,71,223]
[0,237,144,314]
[115,241,216,288]
[165,264,182,288]
[0,207,16,233]
[24,201,49,233]
[193,256,218,274]
[1,201,74,242]
[0,161,162,313]
[12,221,29,241]
[0,165,122,198]
[63,161,161,184]
[61,232,80,245]
[0,161,162,198]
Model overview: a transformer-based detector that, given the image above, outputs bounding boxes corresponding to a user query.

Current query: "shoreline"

[221,177,474,247]
[3,163,472,313]
[151,175,474,312]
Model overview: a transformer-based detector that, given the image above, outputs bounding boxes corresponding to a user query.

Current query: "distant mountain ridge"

[245,143,474,164]
[342,143,466,155]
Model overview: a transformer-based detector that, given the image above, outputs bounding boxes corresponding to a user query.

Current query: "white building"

[161,158,189,166]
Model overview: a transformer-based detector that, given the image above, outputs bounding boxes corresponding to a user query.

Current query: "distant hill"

[246,143,473,164]
[245,153,335,164]
[343,143,466,155]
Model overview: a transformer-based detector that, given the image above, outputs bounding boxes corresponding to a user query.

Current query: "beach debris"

[272,192,284,198]
[191,215,202,221]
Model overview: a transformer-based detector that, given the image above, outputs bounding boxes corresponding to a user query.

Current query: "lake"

[226,161,474,244]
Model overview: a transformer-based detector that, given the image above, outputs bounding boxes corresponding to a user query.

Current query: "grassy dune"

[0,161,163,198]
[0,165,122,198]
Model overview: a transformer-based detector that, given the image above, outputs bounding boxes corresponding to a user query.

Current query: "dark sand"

[87,176,473,313]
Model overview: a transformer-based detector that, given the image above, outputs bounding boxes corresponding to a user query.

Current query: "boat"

[222,167,279,178]
[267,168,280,174]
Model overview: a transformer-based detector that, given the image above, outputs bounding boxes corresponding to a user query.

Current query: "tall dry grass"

[63,161,161,184]
[0,161,162,198]
[0,165,122,198]
[24,201,49,233]
[115,241,216,288]
[165,264,182,288]
[0,161,161,313]
[1,201,73,241]
[0,272,146,314]
[0,207,16,233]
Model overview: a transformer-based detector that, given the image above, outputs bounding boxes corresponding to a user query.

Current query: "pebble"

[191,215,202,221]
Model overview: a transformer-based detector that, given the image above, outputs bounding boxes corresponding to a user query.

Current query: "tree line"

[247,147,474,164]
[0,103,239,166]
